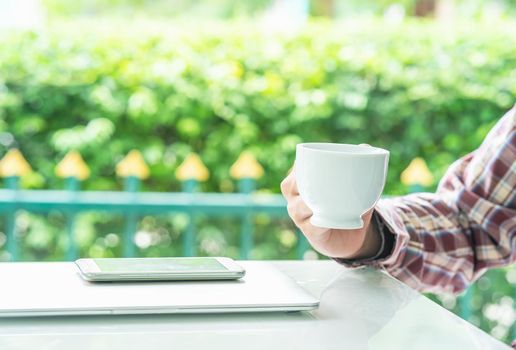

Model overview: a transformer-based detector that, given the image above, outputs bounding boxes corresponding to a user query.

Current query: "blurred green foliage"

[0,20,514,343]
[42,0,273,19]
[41,0,516,19]
[1,20,514,194]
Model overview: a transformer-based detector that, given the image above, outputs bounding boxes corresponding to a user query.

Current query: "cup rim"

[297,143,389,156]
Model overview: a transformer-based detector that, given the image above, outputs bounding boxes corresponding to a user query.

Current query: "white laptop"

[0,261,319,317]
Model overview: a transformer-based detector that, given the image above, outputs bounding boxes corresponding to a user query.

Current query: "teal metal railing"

[0,178,300,261]
[0,149,305,261]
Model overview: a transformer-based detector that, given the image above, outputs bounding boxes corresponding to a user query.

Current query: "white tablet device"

[75,257,245,282]
[0,261,319,316]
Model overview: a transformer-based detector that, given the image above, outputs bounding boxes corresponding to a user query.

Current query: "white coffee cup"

[295,143,389,229]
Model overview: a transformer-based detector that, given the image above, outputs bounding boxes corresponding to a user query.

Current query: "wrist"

[344,213,382,260]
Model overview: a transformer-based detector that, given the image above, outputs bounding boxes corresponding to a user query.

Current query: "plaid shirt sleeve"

[340,105,516,294]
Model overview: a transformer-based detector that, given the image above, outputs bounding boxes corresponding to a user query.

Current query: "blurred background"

[0,0,515,344]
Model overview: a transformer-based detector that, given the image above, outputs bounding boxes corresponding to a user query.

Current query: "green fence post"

[176,153,209,257]
[296,229,309,260]
[402,157,478,325]
[5,176,19,261]
[459,286,473,322]
[56,151,90,261]
[230,152,264,260]
[0,149,32,261]
[513,287,516,340]
[116,150,149,257]
[64,177,79,260]
[123,176,140,257]
[238,178,255,260]
[401,159,485,320]
[182,179,197,257]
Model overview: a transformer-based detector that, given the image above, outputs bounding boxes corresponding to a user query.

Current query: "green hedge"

[1,20,514,194]
[0,20,515,343]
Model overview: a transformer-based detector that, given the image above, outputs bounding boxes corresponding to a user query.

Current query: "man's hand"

[280,170,381,259]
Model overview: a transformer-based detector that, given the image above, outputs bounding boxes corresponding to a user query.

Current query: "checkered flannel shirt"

[339,105,516,294]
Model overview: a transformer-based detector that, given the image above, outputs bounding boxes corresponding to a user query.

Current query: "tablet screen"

[94,257,227,273]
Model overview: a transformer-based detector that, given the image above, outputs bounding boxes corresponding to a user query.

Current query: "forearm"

[373,195,474,294]
[359,189,513,295]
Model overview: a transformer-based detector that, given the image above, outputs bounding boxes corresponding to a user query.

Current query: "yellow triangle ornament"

[0,149,32,177]
[55,151,90,180]
[230,151,264,179]
[175,153,209,181]
[116,150,150,179]
[401,157,434,187]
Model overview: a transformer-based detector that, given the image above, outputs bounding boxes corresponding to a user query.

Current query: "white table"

[0,261,509,350]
